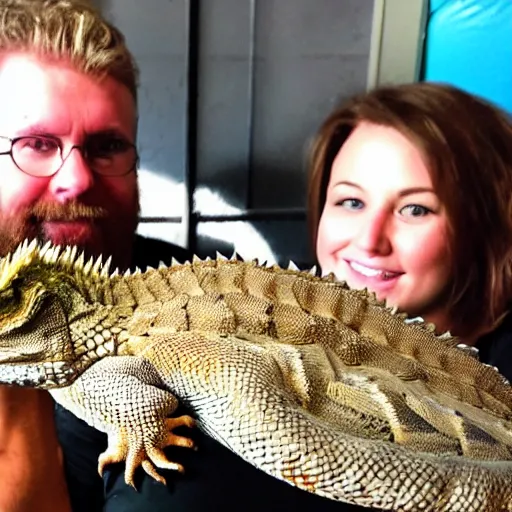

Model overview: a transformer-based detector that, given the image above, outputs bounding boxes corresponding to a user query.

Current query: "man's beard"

[0,199,139,271]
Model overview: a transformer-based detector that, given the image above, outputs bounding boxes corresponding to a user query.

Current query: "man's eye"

[335,198,364,210]
[87,137,131,157]
[19,137,58,153]
[399,204,431,217]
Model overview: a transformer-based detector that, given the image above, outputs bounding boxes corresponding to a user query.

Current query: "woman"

[308,82,512,380]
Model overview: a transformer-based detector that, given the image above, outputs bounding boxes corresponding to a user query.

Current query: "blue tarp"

[423,0,512,113]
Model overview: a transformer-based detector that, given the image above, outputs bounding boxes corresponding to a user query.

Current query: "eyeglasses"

[0,134,139,177]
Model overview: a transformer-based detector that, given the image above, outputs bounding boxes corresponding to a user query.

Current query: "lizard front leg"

[50,355,196,488]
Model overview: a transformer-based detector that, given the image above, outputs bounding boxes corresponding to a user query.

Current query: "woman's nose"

[354,209,392,255]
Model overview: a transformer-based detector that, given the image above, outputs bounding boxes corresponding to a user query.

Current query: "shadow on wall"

[193,185,314,269]
[197,229,315,270]
[194,186,280,264]
[137,171,315,269]
[191,156,315,268]
[137,170,284,265]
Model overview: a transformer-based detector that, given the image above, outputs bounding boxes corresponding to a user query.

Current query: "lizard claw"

[98,435,127,478]
[97,414,197,488]
[164,415,197,450]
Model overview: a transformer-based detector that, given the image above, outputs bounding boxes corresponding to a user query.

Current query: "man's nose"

[47,146,94,201]
[354,209,392,255]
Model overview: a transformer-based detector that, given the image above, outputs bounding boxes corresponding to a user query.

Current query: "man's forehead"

[0,52,137,137]
[0,53,55,93]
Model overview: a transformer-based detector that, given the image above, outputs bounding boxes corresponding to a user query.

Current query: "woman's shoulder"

[475,311,512,382]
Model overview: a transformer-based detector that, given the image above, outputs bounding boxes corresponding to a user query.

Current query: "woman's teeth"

[349,261,399,280]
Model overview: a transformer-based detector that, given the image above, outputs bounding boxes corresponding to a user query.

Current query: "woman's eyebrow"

[332,181,436,197]
[332,180,363,190]
[397,187,435,197]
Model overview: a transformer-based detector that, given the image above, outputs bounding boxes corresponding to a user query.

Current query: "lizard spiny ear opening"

[0,239,86,333]
[0,240,52,336]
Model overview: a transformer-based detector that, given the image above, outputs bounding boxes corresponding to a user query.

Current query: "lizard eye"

[11,279,21,301]
[0,287,14,303]
[0,279,21,304]
[11,290,21,305]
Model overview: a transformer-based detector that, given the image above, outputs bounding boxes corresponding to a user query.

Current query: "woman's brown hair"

[307,82,512,338]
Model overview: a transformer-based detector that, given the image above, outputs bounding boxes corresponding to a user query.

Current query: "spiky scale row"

[0,239,509,417]
[10,239,507,418]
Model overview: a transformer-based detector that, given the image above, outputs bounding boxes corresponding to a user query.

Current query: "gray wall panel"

[194,0,374,217]
[195,0,254,213]
[250,53,371,209]
[94,0,380,262]
[101,0,189,224]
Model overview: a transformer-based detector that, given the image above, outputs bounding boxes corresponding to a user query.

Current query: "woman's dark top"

[475,312,512,383]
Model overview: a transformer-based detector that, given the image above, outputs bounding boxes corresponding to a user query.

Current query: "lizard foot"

[98,414,196,488]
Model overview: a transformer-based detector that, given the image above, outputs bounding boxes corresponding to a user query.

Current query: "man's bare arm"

[0,387,71,512]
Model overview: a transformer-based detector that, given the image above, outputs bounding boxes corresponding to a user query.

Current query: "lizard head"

[0,239,98,389]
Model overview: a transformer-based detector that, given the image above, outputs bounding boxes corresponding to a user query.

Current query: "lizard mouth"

[0,360,75,389]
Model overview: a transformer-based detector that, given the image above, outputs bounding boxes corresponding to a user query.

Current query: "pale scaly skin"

[0,240,511,510]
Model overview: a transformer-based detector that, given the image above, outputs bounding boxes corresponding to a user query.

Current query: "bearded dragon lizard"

[0,239,511,511]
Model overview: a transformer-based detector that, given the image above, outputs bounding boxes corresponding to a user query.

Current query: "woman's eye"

[399,204,431,217]
[335,198,364,210]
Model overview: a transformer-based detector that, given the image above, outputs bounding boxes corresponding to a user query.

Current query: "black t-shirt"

[56,236,367,512]
[475,312,512,384]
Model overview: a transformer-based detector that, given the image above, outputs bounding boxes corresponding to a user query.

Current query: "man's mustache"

[29,202,108,221]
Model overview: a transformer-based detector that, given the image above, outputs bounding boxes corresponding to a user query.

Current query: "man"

[0,1,362,511]
[0,1,188,510]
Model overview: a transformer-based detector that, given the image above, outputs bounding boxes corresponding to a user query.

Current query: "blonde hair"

[0,0,138,101]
